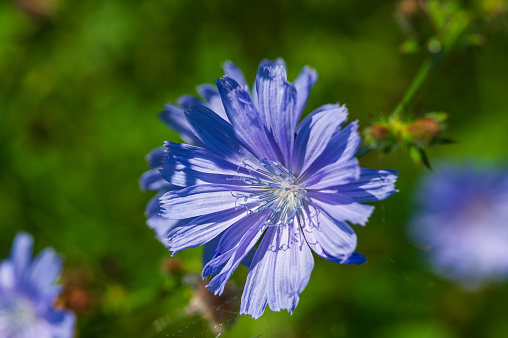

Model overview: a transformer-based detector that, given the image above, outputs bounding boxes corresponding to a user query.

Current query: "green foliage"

[1,0,507,337]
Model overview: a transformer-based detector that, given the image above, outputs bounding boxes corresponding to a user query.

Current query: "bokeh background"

[1,0,507,337]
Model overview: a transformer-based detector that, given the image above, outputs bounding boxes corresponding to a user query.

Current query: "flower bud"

[161,257,185,275]
[56,268,99,315]
[396,0,434,41]
[369,124,391,142]
[14,0,58,22]
[406,117,442,145]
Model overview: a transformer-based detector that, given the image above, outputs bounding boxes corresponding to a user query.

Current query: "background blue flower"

[0,233,75,338]
[410,163,508,290]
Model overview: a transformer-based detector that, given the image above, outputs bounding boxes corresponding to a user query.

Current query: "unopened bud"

[14,0,58,22]
[56,268,99,315]
[161,257,185,275]
[406,117,441,145]
[399,0,427,18]
[396,0,433,41]
[369,124,391,142]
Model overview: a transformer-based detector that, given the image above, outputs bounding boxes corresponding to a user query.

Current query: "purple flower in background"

[410,163,508,290]
[0,233,75,337]
[142,59,398,318]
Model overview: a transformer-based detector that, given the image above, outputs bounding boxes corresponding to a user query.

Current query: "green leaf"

[399,39,421,54]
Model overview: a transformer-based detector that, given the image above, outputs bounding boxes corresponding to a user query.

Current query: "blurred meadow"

[1,0,508,337]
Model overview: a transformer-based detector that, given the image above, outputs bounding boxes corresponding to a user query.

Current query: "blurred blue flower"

[410,163,508,290]
[143,59,398,318]
[0,232,75,337]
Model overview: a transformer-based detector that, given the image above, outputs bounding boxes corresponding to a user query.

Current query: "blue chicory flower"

[0,232,75,338]
[410,163,508,290]
[142,59,398,318]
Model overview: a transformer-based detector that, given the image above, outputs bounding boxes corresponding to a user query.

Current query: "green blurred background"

[1,0,507,337]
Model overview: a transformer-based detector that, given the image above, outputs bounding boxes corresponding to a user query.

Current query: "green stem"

[391,52,442,118]
[358,8,472,159]
[391,7,473,118]
[356,52,443,159]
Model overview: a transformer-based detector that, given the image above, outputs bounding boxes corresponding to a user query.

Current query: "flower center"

[234,158,306,227]
[0,295,37,334]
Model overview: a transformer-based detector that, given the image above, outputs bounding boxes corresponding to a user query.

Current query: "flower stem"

[357,5,474,159]
[356,52,443,159]
[391,52,443,119]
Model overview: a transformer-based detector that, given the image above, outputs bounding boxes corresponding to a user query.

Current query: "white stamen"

[233,158,307,227]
